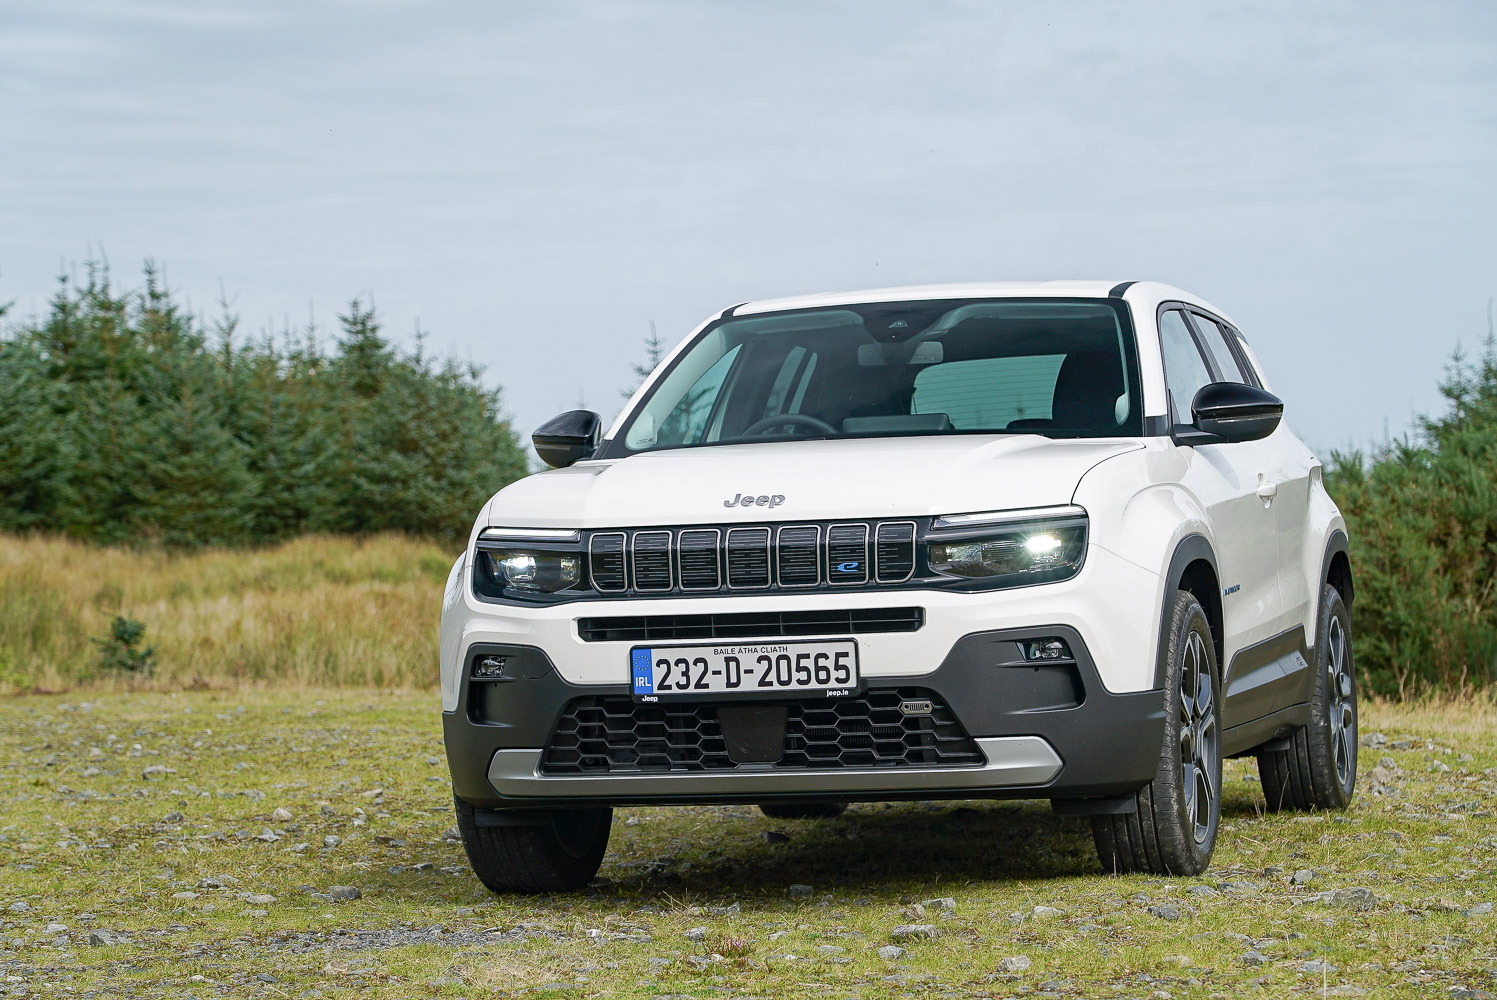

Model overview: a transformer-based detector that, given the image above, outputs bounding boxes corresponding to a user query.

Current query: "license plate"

[630,640,859,701]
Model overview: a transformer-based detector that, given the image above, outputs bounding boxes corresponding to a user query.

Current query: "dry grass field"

[0,534,453,693]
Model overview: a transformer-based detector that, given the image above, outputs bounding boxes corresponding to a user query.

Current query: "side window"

[655,345,741,446]
[1189,312,1248,384]
[1158,309,1214,423]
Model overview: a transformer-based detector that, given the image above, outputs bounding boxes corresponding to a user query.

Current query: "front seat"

[1048,351,1126,435]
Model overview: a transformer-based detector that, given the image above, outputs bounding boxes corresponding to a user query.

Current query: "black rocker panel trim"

[1221,624,1311,745]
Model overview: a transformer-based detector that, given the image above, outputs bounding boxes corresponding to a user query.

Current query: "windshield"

[607,297,1142,456]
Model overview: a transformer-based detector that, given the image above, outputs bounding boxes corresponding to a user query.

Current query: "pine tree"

[621,321,667,397]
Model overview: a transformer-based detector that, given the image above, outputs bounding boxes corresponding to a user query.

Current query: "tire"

[453,797,611,894]
[1093,590,1222,876]
[758,802,848,820]
[1257,585,1357,812]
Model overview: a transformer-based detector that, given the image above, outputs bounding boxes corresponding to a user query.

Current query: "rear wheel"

[759,802,848,820]
[453,797,611,894]
[1257,585,1357,812]
[1092,589,1222,876]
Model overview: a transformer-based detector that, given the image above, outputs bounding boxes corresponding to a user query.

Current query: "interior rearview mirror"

[1177,382,1284,444]
[532,410,602,468]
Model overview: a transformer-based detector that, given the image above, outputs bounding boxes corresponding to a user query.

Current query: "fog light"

[473,655,509,678]
[1023,638,1071,661]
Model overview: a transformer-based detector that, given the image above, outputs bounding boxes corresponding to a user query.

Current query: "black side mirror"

[532,410,602,468]
[1176,382,1283,444]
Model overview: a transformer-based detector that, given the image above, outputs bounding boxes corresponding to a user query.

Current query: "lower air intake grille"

[576,607,924,642]
[539,688,982,774]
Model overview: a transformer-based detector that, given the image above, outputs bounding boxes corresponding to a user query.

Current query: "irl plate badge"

[630,648,654,695]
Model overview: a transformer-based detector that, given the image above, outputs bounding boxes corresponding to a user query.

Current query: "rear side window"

[1189,312,1248,384]
[1158,309,1214,423]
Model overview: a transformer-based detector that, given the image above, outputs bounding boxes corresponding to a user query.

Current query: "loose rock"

[788,884,813,898]
[877,945,907,960]
[996,955,1032,973]
[327,886,362,901]
[890,924,939,942]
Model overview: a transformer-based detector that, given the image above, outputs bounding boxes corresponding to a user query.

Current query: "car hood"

[480,435,1142,530]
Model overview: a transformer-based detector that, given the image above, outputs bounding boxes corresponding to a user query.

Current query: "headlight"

[483,549,580,593]
[475,528,583,599]
[927,507,1087,587]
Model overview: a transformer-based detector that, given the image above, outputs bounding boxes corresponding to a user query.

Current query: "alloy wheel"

[1178,630,1219,845]
[1326,614,1355,787]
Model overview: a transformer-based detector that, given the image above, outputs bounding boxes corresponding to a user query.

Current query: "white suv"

[440,281,1357,892]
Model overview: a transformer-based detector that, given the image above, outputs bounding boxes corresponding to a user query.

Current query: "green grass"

[1,692,1493,998]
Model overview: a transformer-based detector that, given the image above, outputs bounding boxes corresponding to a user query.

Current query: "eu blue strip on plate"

[631,648,654,695]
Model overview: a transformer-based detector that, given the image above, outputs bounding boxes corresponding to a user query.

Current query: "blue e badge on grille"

[631,648,654,696]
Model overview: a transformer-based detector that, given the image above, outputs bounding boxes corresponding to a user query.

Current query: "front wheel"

[1093,589,1222,876]
[1257,585,1357,812]
[453,797,611,894]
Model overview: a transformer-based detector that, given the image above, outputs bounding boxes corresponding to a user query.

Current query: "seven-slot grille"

[585,521,917,595]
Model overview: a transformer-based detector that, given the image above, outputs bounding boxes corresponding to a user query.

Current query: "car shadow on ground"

[603,799,1113,894]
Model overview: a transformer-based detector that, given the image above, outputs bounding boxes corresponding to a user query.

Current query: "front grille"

[582,519,919,596]
[726,527,771,588]
[539,688,982,774]
[677,529,721,590]
[826,523,869,585]
[589,533,626,592]
[577,606,924,642]
[876,521,917,582]
[776,525,820,587]
[632,531,672,592]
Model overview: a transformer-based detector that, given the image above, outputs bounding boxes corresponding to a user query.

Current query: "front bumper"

[444,624,1166,809]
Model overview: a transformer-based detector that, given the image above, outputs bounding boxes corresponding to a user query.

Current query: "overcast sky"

[4,0,1494,455]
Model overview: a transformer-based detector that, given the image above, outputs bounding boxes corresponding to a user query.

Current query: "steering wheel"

[737,413,839,438]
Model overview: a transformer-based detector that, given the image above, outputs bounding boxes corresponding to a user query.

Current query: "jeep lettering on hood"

[724,493,785,508]
[483,435,1141,529]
